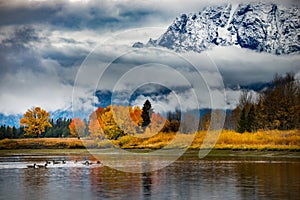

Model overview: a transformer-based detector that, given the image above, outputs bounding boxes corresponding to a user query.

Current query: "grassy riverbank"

[0,130,299,151]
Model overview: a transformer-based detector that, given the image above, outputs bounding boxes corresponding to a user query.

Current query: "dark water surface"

[0,151,299,200]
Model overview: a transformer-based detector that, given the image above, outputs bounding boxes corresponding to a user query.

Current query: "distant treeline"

[152,72,300,133]
[235,72,299,132]
[0,73,299,139]
[0,118,72,139]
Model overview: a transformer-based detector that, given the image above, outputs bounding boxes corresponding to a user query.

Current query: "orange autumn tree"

[20,107,52,138]
[87,102,168,139]
[129,106,143,127]
[150,112,166,134]
[113,105,145,135]
[69,118,86,138]
[89,105,144,139]
[88,107,105,138]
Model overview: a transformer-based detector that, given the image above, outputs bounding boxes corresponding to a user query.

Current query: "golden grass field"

[0,130,299,151]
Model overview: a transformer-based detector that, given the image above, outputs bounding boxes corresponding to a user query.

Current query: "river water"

[0,151,299,200]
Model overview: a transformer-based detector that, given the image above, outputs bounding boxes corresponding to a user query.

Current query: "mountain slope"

[134,2,300,55]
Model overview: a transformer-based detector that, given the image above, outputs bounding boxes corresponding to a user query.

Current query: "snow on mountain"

[0,110,74,128]
[135,2,299,55]
[0,114,22,128]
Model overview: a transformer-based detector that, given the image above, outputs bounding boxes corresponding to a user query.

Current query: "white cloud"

[206,46,300,86]
[55,30,299,113]
[0,70,73,115]
[130,88,200,114]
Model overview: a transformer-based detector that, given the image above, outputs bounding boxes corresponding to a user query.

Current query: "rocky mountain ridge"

[134,2,299,55]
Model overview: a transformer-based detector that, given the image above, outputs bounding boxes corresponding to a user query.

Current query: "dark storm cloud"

[0,5,57,26]
[0,0,298,30]
[44,50,87,68]
[0,25,85,80]
[1,26,39,45]
[0,26,40,77]
[0,1,162,31]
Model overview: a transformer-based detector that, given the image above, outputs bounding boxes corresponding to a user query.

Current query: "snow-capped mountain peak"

[135,2,300,55]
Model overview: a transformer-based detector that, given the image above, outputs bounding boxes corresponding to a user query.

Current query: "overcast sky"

[0,0,299,115]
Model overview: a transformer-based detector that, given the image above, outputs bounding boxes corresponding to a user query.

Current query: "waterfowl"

[46,161,51,164]
[37,163,47,168]
[82,160,91,165]
[53,160,60,164]
[62,160,66,164]
[27,163,38,169]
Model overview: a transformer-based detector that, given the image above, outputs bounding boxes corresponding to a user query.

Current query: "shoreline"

[0,149,299,159]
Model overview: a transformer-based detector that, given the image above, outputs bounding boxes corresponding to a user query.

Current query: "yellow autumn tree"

[113,105,143,135]
[99,105,124,139]
[20,107,52,138]
[150,113,165,135]
[88,111,104,138]
[69,118,86,138]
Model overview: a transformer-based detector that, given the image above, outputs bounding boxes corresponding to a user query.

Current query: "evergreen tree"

[247,105,256,132]
[62,127,70,138]
[237,108,247,133]
[44,117,71,138]
[0,125,5,139]
[141,100,153,128]
[19,126,25,138]
[6,126,13,139]
[12,126,18,138]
